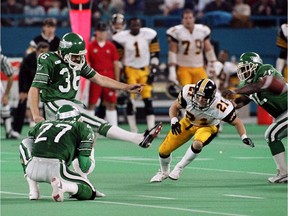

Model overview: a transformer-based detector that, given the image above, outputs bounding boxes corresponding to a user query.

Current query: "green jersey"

[31,52,96,102]
[239,64,287,118]
[29,119,95,166]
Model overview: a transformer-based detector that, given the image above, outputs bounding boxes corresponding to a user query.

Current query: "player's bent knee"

[192,140,203,151]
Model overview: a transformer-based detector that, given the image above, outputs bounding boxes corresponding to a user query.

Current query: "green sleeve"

[81,63,96,79]
[78,155,91,173]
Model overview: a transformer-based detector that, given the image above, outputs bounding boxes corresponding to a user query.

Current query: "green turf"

[1,123,287,216]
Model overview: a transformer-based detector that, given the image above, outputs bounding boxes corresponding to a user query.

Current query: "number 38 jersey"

[112,27,160,68]
[31,52,96,102]
[29,120,95,166]
[179,84,237,126]
[166,24,211,67]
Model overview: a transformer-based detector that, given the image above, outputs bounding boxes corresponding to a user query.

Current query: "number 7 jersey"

[179,84,237,126]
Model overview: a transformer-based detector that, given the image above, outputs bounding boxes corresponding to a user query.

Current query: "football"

[261,76,287,95]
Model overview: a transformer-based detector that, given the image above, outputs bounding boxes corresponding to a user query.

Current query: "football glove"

[242,137,255,148]
[171,117,181,135]
[147,64,158,85]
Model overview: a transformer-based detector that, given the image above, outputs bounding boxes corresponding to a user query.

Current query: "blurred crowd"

[1,0,287,28]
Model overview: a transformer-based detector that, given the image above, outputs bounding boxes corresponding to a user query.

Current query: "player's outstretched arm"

[90,73,144,94]
[230,117,254,148]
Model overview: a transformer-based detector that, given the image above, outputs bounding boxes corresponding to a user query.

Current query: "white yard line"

[224,194,265,200]
[0,191,250,216]
[95,157,274,176]
[137,194,176,200]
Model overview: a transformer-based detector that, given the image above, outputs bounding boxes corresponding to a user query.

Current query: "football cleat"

[139,122,162,148]
[268,172,288,183]
[150,170,169,183]
[96,190,106,197]
[51,177,64,202]
[6,130,20,139]
[169,165,183,180]
[26,176,40,200]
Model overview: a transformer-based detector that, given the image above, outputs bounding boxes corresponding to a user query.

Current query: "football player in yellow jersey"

[167,9,217,86]
[276,23,287,81]
[113,17,160,132]
[150,78,254,182]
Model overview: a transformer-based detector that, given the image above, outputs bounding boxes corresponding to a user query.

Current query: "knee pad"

[143,98,154,115]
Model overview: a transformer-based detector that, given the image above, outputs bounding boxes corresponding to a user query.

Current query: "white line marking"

[95,157,274,176]
[231,157,270,160]
[0,191,250,216]
[137,195,176,200]
[224,194,265,200]
[94,200,250,216]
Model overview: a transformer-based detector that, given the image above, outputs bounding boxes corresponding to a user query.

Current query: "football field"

[1,123,287,216]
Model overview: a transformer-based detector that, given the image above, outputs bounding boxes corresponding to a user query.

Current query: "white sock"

[273,152,287,175]
[127,115,138,133]
[159,155,171,174]
[106,110,118,126]
[4,117,12,133]
[146,114,155,130]
[61,181,78,195]
[26,176,39,193]
[177,146,199,168]
[106,125,143,145]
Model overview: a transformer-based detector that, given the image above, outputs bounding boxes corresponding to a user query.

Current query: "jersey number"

[34,123,72,143]
[59,68,80,93]
[216,100,230,112]
[181,40,202,55]
[134,42,140,57]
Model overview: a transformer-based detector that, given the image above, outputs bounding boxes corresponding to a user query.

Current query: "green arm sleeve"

[78,155,92,173]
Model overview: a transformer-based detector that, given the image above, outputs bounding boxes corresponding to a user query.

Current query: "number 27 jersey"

[179,84,236,126]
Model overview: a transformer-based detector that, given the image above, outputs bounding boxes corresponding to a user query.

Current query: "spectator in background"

[275,23,288,81]
[87,22,120,126]
[231,0,252,28]
[251,0,277,27]
[203,0,233,13]
[24,0,46,26]
[39,0,56,12]
[26,18,60,54]
[97,0,119,22]
[111,0,125,14]
[12,42,50,137]
[47,0,69,26]
[1,0,24,26]
[201,0,233,28]
[124,0,144,16]
[161,0,185,16]
[194,0,213,18]
[275,0,287,15]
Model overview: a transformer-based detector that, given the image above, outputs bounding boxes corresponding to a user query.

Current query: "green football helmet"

[56,104,81,122]
[58,32,87,70]
[237,52,263,81]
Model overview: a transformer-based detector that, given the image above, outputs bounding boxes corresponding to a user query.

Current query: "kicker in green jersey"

[31,52,96,102]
